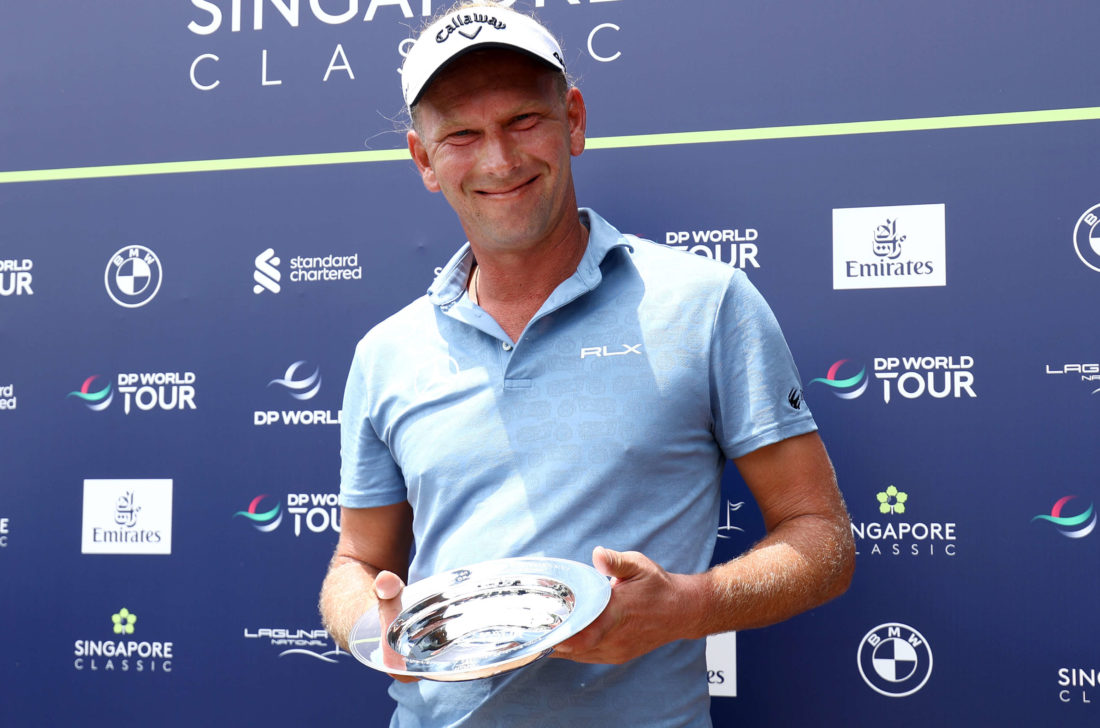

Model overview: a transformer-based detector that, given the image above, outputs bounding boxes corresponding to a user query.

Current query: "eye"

[444,129,478,145]
[512,113,539,129]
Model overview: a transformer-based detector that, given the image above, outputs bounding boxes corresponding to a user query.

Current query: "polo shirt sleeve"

[708,269,817,460]
[338,340,408,509]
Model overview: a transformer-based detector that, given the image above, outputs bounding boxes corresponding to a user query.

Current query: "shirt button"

[502,342,513,351]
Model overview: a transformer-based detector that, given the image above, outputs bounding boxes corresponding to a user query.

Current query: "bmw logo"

[105,245,163,308]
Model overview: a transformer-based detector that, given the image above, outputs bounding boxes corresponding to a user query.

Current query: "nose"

[479,128,521,177]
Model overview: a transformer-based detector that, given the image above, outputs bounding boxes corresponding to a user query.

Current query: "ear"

[407,129,440,193]
[565,87,587,157]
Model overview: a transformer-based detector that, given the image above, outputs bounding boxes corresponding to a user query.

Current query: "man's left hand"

[551,546,699,664]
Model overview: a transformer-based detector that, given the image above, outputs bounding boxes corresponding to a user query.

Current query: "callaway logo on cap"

[401,4,566,107]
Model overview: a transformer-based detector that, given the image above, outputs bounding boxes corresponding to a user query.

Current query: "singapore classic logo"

[105,245,162,308]
[73,607,173,673]
[852,486,957,558]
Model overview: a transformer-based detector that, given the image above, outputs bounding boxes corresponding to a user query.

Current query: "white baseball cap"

[401,4,566,107]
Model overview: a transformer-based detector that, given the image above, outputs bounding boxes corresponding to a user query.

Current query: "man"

[320,2,854,725]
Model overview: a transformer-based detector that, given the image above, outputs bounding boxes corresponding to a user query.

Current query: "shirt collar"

[426,208,632,307]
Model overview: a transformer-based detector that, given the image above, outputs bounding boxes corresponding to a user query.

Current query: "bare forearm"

[319,556,382,650]
[320,503,414,650]
[688,512,854,637]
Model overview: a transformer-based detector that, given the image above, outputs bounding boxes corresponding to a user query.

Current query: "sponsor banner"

[1074,203,1100,273]
[0,516,9,548]
[253,361,340,426]
[705,631,737,697]
[67,372,197,415]
[662,227,761,269]
[0,383,15,411]
[82,479,173,555]
[833,204,946,290]
[857,623,933,697]
[0,258,34,296]
[253,249,363,295]
[852,486,957,557]
[243,625,349,663]
[73,608,174,673]
[234,493,341,537]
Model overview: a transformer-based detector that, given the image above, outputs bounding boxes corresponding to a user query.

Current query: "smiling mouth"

[476,176,538,197]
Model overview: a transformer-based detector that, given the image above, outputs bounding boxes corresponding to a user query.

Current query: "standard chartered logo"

[254,248,281,294]
[253,248,362,294]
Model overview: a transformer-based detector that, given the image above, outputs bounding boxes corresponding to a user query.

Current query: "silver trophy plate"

[348,556,611,682]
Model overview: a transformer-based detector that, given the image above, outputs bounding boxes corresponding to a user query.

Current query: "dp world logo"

[67,375,113,411]
[857,623,933,697]
[234,495,283,532]
[269,361,321,400]
[1032,496,1096,539]
[809,359,868,399]
[254,248,281,294]
[105,245,162,307]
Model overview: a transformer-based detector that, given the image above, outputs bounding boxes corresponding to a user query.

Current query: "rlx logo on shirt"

[580,344,642,359]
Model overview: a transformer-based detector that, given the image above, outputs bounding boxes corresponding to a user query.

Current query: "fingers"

[593,545,647,582]
[374,569,406,632]
[374,571,419,683]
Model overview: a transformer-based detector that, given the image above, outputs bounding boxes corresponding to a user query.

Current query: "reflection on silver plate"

[349,557,611,682]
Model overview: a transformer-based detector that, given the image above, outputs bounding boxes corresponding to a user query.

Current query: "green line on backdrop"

[2,105,1099,184]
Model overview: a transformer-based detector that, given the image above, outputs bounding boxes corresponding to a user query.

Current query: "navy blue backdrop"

[2,1,1099,725]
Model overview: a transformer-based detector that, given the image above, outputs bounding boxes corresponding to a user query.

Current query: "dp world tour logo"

[105,245,162,307]
[68,376,113,411]
[1032,496,1096,539]
[254,248,281,294]
[269,361,321,400]
[234,495,282,532]
[858,623,933,697]
[809,359,868,399]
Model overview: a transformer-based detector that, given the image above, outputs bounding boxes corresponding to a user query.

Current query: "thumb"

[373,571,418,682]
[593,546,645,581]
[374,570,405,602]
[374,570,406,634]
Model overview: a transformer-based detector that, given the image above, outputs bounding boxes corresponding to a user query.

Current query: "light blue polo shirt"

[340,208,816,727]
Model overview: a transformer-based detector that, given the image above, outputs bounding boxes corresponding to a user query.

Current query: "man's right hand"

[375,570,420,683]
